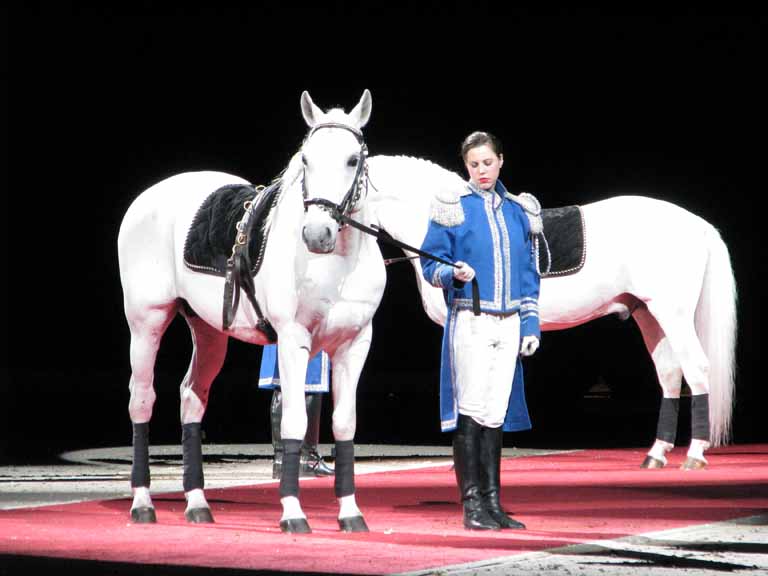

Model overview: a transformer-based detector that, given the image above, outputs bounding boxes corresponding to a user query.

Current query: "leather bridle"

[301,122,369,225]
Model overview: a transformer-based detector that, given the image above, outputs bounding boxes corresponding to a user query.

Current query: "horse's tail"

[695,225,738,446]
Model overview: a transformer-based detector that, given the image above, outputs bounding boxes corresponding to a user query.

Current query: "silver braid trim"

[506,191,543,235]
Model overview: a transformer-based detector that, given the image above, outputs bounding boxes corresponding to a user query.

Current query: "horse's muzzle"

[302,221,336,253]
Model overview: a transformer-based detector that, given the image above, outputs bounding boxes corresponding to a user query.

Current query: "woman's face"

[464,144,504,190]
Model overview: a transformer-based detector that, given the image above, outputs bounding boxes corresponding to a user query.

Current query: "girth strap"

[222,183,279,340]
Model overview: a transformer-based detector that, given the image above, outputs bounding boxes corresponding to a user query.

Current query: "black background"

[4,3,760,462]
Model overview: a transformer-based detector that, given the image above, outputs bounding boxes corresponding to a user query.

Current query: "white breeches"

[452,310,520,428]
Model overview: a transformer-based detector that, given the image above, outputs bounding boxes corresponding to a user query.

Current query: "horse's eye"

[347,156,359,167]
[301,154,308,166]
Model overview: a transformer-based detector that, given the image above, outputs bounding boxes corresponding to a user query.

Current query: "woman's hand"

[453,261,476,282]
[520,335,540,357]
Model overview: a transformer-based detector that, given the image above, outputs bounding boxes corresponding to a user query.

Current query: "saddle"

[184,184,277,276]
[537,205,586,277]
[183,182,281,340]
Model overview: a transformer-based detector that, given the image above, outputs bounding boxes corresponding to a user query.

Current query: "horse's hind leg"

[179,312,229,523]
[645,303,711,469]
[633,306,683,469]
[126,303,178,523]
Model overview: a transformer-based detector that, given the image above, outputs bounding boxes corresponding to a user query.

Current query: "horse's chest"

[298,255,385,329]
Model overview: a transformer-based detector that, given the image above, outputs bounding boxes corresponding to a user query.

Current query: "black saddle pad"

[183,183,280,277]
[538,205,586,277]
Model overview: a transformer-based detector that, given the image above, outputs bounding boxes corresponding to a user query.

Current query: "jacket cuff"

[520,298,540,338]
[431,264,455,289]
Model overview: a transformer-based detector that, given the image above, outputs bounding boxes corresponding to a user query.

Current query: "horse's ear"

[301,91,323,128]
[349,89,372,129]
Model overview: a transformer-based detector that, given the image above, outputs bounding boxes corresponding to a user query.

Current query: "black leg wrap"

[656,397,680,444]
[334,440,355,498]
[182,423,204,492]
[279,439,302,498]
[131,422,150,488]
[691,393,710,441]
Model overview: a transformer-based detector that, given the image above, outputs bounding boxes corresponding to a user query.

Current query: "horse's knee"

[332,413,356,441]
[657,366,683,396]
[180,387,207,425]
[129,377,156,422]
[686,361,710,395]
[281,408,308,441]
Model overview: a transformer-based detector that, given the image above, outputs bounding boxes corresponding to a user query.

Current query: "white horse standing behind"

[118,90,383,532]
[366,155,737,468]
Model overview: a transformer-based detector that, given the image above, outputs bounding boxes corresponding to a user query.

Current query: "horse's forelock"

[325,108,350,122]
[300,108,358,146]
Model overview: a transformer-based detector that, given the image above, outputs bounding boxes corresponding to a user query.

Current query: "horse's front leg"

[331,323,374,533]
[179,315,228,523]
[276,325,312,533]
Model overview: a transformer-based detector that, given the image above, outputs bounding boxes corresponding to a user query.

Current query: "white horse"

[365,155,737,469]
[117,90,383,532]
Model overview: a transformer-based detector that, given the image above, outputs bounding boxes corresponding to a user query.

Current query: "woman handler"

[421,131,541,530]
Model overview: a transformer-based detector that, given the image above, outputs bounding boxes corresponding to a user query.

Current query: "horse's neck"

[368,155,455,246]
[367,155,454,327]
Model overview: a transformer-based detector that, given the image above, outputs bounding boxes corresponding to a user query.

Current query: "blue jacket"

[420,180,540,431]
[258,345,330,393]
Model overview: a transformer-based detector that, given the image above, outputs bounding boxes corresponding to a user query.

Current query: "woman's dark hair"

[460,131,503,161]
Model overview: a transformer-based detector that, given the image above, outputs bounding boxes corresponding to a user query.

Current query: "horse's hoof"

[338,515,369,532]
[280,518,312,534]
[680,457,707,470]
[185,507,215,523]
[641,456,666,469]
[130,507,157,524]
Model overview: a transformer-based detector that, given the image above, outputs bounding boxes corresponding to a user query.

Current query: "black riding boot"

[271,390,334,479]
[480,425,525,529]
[270,390,284,479]
[301,393,334,477]
[453,414,501,530]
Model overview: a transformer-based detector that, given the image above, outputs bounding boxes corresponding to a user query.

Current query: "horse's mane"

[277,151,304,192]
[368,155,465,205]
[258,151,304,233]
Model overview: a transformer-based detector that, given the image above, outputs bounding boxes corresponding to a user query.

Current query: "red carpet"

[1,445,766,575]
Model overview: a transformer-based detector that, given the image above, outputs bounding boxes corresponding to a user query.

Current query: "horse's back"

[584,195,709,230]
[539,195,713,327]
[581,195,712,278]
[120,172,249,235]
[118,171,249,312]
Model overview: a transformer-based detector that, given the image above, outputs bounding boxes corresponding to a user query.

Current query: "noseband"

[302,122,369,225]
